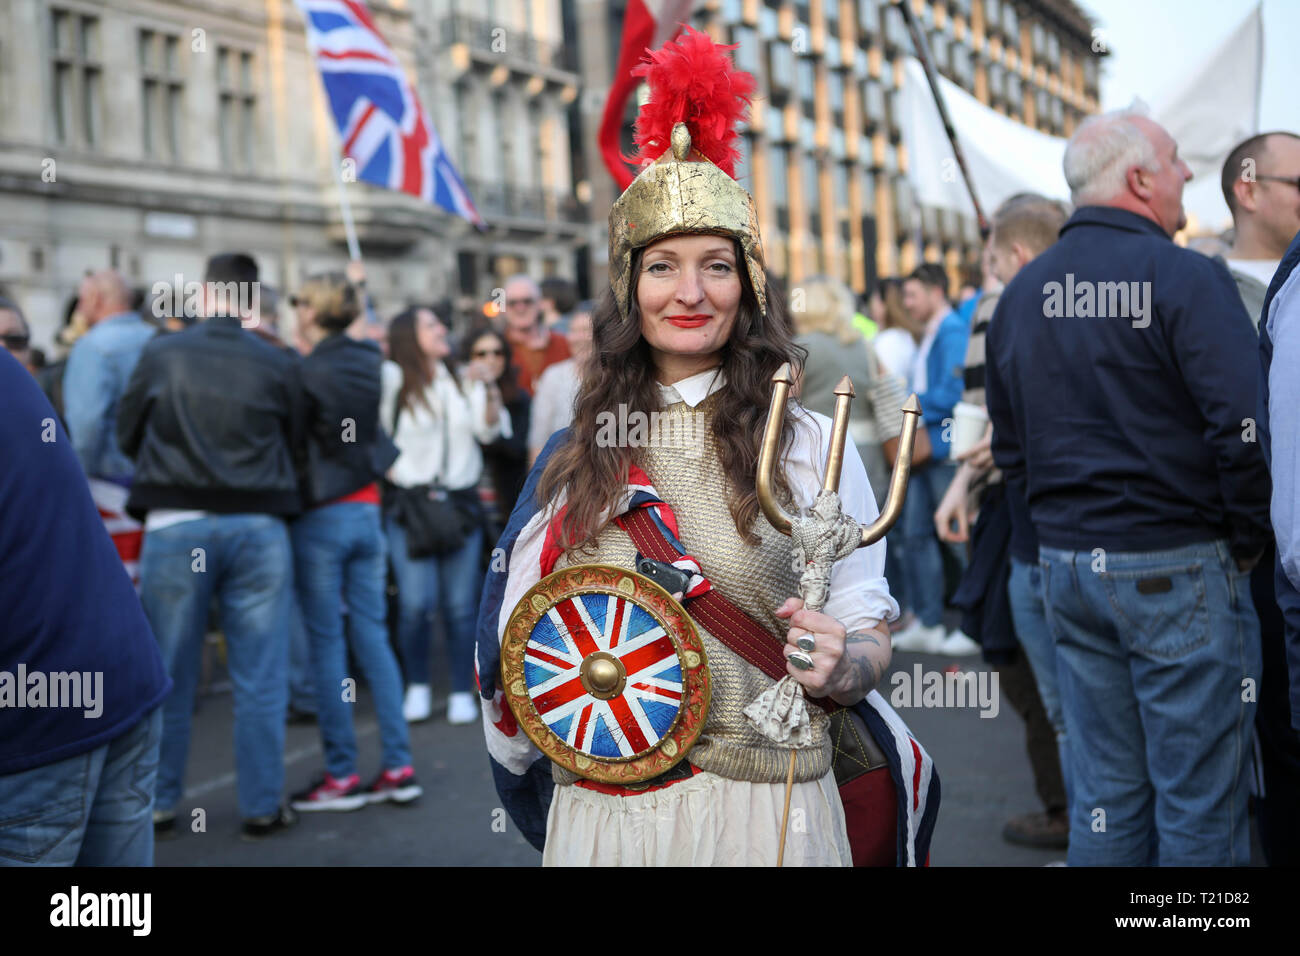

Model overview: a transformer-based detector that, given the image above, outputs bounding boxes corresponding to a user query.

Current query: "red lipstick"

[665,314,711,328]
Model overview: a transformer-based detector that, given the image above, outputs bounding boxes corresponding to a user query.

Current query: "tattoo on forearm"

[844,630,882,648]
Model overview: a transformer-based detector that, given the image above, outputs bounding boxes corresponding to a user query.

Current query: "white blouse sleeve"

[379,360,402,437]
[466,379,504,444]
[786,409,901,632]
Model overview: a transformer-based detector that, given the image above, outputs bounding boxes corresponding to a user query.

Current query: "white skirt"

[542,769,852,866]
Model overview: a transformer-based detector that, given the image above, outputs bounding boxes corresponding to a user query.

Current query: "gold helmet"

[608,29,767,319]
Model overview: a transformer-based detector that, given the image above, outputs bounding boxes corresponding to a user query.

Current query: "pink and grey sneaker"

[290,772,367,812]
[364,766,423,806]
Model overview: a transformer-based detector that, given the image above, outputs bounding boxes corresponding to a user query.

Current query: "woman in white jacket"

[382,306,509,725]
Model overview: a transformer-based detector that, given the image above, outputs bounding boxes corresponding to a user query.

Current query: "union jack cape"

[295,0,484,227]
[476,431,941,865]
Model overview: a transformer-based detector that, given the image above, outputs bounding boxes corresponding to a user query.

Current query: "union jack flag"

[526,593,683,758]
[295,0,485,227]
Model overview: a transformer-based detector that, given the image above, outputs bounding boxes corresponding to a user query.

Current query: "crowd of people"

[2,105,1298,867]
[1,258,589,847]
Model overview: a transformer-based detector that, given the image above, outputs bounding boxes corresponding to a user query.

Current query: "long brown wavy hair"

[538,238,806,552]
[388,306,461,417]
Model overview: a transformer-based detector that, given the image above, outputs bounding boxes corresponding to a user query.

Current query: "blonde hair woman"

[791,275,890,506]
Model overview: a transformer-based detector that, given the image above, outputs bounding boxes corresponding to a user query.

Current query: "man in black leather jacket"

[116,252,304,839]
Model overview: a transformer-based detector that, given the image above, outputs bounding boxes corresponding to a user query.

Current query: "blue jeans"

[1007,557,1072,808]
[292,502,411,777]
[0,708,162,866]
[899,460,961,627]
[1039,540,1260,866]
[140,514,291,820]
[386,516,484,694]
[288,594,317,714]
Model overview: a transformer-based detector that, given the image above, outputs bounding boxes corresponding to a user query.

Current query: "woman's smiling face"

[636,233,742,380]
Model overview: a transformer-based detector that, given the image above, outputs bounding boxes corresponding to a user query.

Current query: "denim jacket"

[64,311,157,482]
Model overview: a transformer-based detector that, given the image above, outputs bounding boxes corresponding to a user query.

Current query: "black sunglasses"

[2,333,30,350]
[1257,175,1300,192]
[472,347,504,358]
[506,297,537,308]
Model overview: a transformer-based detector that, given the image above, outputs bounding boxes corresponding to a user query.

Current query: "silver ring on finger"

[796,634,816,653]
[789,650,815,671]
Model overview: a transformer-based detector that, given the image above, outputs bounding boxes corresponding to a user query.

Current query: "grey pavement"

[154,645,1069,867]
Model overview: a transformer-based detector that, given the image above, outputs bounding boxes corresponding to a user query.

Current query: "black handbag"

[387,396,479,559]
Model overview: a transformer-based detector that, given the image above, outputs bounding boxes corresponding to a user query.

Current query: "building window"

[930,32,949,72]
[50,8,102,146]
[760,6,779,39]
[831,162,848,209]
[828,71,844,115]
[768,39,794,97]
[735,132,754,184]
[854,47,868,78]
[987,62,1004,103]
[1002,3,1018,41]
[733,25,760,75]
[797,57,815,104]
[722,0,744,25]
[802,152,819,212]
[985,0,1001,37]
[140,30,183,161]
[217,47,257,171]
[769,144,789,208]
[1083,55,1099,91]
[830,128,846,161]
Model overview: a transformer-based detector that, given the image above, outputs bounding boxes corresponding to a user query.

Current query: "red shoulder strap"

[619,507,834,712]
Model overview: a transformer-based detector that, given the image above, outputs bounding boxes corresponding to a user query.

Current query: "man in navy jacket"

[986,108,1270,866]
[0,349,170,865]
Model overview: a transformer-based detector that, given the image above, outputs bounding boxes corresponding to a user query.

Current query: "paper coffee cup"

[950,401,989,458]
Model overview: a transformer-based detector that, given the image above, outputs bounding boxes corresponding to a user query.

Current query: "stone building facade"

[0,0,586,350]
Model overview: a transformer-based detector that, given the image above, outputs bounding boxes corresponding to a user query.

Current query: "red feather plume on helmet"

[625,27,757,179]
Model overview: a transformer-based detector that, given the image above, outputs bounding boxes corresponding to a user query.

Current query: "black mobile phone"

[635,556,692,597]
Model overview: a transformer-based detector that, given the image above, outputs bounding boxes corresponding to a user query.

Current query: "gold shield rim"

[501,563,710,785]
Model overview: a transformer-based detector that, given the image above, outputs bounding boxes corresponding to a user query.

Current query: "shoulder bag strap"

[619,507,835,713]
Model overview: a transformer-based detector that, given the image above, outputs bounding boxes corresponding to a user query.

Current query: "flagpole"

[332,148,363,262]
[893,0,990,238]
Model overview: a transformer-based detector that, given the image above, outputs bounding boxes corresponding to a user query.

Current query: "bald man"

[986,107,1269,866]
[63,270,157,579]
[1222,131,1300,327]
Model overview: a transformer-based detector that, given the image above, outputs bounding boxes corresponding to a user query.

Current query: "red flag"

[598,0,695,190]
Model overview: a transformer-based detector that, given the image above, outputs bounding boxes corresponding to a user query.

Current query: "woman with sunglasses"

[464,325,530,533]
[383,306,505,726]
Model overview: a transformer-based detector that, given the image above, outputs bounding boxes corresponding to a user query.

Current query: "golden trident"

[757,364,922,629]
[752,362,922,865]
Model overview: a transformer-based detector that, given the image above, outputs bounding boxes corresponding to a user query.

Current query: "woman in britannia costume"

[478,31,938,866]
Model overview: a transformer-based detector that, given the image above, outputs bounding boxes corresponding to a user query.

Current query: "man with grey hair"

[986,108,1270,866]
[63,270,158,583]
[499,273,569,395]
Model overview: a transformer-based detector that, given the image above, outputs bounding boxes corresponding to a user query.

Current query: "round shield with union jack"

[501,564,710,784]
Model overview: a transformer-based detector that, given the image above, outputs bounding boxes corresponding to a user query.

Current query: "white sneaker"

[403,684,433,723]
[892,622,946,653]
[447,691,479,725]
[938,629,982,656]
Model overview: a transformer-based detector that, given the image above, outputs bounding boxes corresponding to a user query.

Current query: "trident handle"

[756,362,922,545]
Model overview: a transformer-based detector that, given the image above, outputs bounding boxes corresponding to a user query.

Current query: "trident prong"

[756,365,922,548]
